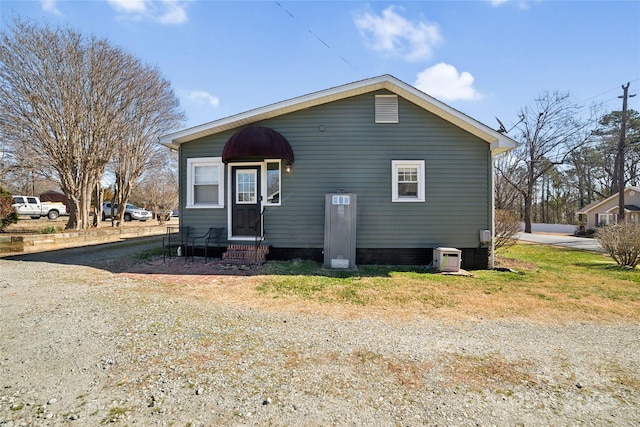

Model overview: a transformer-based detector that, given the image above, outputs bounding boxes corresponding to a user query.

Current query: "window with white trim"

[392,160,425,202]
[186,157,224,208]
[598,213,614,226]
[265,160,281,206]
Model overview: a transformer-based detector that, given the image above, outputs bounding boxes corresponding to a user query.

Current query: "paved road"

[517,232,605,252]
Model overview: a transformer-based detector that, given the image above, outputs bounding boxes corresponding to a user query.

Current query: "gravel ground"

[1,242,639,426]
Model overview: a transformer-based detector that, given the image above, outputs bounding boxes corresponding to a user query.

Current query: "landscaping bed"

[0,217,171,253]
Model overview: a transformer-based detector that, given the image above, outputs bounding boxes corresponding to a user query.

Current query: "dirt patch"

[494,254,538,271]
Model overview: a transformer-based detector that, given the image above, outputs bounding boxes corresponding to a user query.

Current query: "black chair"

[162,226,190,261]
[189,227,225,262]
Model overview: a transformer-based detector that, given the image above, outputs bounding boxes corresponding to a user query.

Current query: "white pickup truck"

[12,195,67,220]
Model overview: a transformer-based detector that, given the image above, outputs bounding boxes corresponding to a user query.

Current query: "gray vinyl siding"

[179,90,491,249]
[178,144,227,240]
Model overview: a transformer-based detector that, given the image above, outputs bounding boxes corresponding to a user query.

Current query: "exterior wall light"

[285,162,292,174]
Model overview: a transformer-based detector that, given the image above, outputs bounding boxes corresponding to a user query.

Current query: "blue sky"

[2,0,639,132]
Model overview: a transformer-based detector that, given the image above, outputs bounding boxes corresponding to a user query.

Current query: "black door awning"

[222,126,294,164]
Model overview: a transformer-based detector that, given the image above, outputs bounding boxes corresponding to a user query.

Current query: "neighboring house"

[576,187,640,229]
[159,75,516,269]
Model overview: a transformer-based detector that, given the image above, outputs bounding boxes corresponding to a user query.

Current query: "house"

[576,187,640,229]
[159,75,517,269]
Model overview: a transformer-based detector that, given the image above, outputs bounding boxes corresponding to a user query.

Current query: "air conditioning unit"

[432,247,461,272]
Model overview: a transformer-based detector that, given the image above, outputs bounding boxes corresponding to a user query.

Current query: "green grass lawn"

[254,244,640,322]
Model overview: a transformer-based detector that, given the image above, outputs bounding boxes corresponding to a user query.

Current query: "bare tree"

[108,64,184,225]
[592,110,640,194]
[566,146,608,209]
[0,18,183,230]
[496,91,597,233]
[494,209,521,250]
[494,154,523,215]
[133,151,179,225]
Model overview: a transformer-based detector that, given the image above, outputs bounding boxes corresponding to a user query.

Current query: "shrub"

[0,187,19,231]
[596,222,640,268]
[39,225,62,234]
[495,209,521,250]
[574,224,596,237]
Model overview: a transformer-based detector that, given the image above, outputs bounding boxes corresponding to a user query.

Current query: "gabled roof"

[576,186,640,214]
[606,204,640,213]
[159,74,517,155]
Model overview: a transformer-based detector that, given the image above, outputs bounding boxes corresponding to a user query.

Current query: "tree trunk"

[523,193,533,233]
[65,198,79,230]
[92,182,102,228]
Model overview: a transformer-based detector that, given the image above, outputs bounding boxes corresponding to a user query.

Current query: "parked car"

[12,195,67,220]
[102,202,152,222]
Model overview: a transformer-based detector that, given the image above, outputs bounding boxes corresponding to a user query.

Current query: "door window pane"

[236,170,257,204]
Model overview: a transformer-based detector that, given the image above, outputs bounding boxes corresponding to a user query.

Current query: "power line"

[568,79,640,117]
[274,1,358,71]
[576,78,640,107]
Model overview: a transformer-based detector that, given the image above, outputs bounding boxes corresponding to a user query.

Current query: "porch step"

[222,244,270,264]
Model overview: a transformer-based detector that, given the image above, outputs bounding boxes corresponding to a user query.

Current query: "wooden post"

[617,82,636,223]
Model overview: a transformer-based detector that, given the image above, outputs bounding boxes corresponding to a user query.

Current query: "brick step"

[222,252,267,263]
[225,244,269,253]
[222,245,269,264]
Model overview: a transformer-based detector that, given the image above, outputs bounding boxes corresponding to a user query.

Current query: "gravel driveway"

[1,240,639,426]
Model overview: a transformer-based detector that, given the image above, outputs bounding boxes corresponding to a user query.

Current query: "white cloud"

[107,0,147,13]
[354,5,442,62]
[189,91,220,108]
[487,0,533,9]
[40,0,62,16]
[107,0,189,25]
[414,63,482,101]
[157,0,188,25]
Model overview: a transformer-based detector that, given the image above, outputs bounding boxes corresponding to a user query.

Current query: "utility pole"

[617,82,636,223]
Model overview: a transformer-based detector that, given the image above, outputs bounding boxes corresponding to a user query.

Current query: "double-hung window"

[392,160,425,202]
[187,157,224,208]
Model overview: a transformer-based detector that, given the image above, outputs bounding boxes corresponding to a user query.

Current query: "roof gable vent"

[375,95,399,123]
